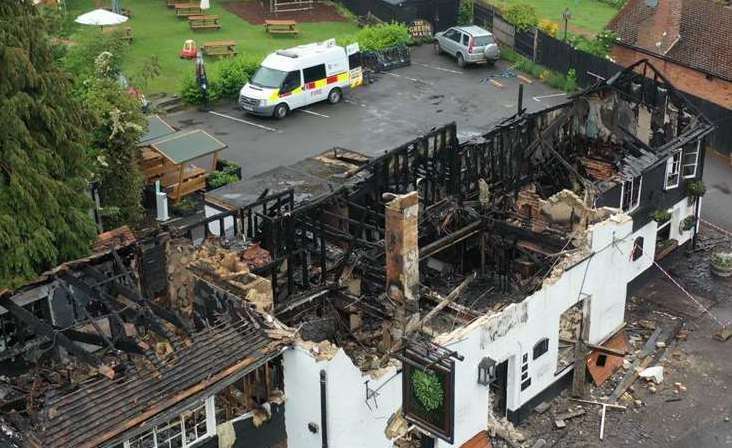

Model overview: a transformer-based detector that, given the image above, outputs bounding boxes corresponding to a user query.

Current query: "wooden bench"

[188,15,221,31]
[202,40,238,57]
[175,3,203,17]
[167,0,177,7]
[264,19,298,35]
[102,26,133,43]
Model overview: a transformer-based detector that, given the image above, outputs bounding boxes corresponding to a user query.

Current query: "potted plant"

[680,215,697,232]
[651,209,671,223]
[686,180,706,204]
[710,250,732,278]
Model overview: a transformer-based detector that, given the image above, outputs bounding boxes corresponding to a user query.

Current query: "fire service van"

[239,39,362,119]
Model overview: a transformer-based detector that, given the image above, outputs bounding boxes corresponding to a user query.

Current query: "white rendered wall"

[282,197,695,448]
[283,347,402,448]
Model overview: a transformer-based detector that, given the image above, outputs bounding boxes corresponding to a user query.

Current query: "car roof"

[453,25,491,36]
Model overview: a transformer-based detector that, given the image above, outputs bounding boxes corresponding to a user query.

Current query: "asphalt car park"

[168,44,569,178]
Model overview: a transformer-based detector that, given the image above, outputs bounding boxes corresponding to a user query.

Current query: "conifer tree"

[0,1,97,288]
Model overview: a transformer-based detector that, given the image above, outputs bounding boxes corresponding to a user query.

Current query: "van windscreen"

[251,67,288,89]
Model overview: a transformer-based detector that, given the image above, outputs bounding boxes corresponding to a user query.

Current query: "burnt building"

[0,60,713,448]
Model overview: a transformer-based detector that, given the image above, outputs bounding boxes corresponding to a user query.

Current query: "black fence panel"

[535,31,623,86]
[340,0,458,31]
[473,2,493,29]
[514,29,534,59]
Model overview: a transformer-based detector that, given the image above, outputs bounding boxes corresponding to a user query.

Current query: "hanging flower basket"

[710,250,732,278]
[680,215,697,232]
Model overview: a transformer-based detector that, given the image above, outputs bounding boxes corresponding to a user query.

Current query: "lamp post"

[562,7,572,41]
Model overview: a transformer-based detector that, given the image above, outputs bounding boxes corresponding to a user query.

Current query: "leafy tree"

[0,0,97,288]
[458,0,474,25]
[75,54,147,228]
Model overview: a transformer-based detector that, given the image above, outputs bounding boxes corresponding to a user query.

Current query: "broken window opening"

[533,338,549,360]
[632,237,644,261]
[596,354,608,367]
[682,141,700,179]
[214,359,284,424]
[125,401,213,448]
[556,300,585,374]
[664,149,682,189]
[620,176,642,212]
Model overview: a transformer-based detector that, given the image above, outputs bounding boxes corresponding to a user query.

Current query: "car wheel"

[327,87,342,104]
[273,103,288,119]
[434,42,443,54]
[457,53,466,68]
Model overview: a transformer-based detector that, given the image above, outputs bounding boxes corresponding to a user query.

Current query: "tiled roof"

[31,318,281,448]
[93,226,136,254]
[608,0,732,81]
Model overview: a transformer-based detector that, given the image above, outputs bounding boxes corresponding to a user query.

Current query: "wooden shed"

[139,117,227,202]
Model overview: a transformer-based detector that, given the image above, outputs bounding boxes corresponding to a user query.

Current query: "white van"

[239,39,362,119]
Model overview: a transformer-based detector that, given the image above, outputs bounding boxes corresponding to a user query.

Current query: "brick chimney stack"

[383,191,420,346]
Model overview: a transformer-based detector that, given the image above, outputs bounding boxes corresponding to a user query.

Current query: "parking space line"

[414,63,463,75]
[385,72,428,84]
[298,109,330,119]
[533,93,567,102]
[209,111,278,132]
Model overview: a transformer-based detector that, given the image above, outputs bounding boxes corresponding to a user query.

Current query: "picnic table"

[202,40,238,57]
[166,0,177,7]
[188,15,221,31]
[175,3,203,17]
[102,26,133,43]
[264,19,299,35]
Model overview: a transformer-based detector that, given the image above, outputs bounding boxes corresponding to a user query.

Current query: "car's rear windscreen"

[474,35,495,46]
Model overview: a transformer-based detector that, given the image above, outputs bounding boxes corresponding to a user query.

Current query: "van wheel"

[273,103,288,119]
[328,88,342,104]
[457,53,466,68]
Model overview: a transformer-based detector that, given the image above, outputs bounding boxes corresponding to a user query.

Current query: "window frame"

[682,141,700,179]
[620,176,642,212]
[122,398,215,448]
[664,149,682,190]
[532,338,549,360]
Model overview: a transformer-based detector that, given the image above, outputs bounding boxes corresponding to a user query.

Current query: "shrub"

[686,180,706,197]
[216,55,262,99]
[503,4,538,31]
[207,171,239,189]
[566,30,617,58]
[458,0,474,26]
[180,71,221,105]
[538,19,559,38]
[355,23,411,52]
[651,209,672,223]
[412,370,444,412]
[597,0,627,8]
[565,68,577,92]
[712,252,732,269]
[64,30,129,79]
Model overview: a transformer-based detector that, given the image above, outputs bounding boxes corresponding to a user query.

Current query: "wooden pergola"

[139,116,227,202]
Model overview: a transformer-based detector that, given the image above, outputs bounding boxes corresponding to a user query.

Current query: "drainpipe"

[320,370,328,448]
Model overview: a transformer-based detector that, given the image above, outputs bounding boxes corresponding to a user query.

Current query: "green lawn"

[65,0,360,94]
[491,0,619,35]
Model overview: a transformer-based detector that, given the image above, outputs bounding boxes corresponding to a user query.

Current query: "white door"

[280,70,306,110]
[303,63,329,104]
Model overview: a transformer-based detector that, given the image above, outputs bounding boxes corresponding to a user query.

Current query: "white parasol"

[200,0,210,10]
[75,9,128,27]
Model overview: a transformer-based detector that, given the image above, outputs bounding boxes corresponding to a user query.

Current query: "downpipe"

[320,369,328,448]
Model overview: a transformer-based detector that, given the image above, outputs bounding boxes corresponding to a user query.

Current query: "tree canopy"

[0,1,97,288]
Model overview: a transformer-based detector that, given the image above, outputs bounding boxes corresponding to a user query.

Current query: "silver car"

[434,25,500,67]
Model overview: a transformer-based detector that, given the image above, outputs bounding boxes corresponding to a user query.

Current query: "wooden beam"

[559,337,627,357]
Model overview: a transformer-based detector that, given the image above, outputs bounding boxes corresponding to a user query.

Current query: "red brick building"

[608,0,732,109]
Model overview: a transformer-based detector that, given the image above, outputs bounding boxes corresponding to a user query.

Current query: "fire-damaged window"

[533,338,549,360]
[620,176,642,212]
[401,340,458,444]
[632,237,644,261]
[665,149,682,189]
[125,401,213,448]
[682,141,700,179]
[214,359,284,424]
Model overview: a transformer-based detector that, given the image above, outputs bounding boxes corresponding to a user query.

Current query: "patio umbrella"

[112,0,122,15]
[75,8,128,27]
[196,50,210,108]
[200,0,210,10]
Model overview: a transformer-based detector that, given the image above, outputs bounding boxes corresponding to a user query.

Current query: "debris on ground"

[639,366,664,384]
